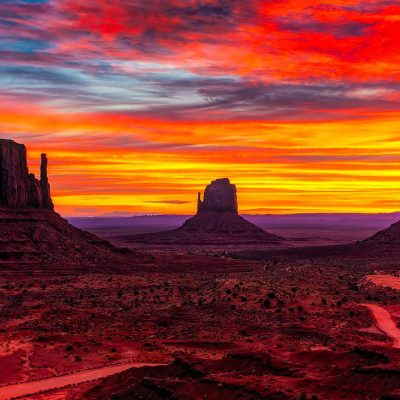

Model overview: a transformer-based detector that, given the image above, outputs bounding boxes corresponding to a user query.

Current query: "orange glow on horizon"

[2,0,400,216]
[3,106,399,216]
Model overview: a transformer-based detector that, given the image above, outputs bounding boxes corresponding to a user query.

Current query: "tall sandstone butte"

[197,178,238,214]
[0,138,142,269]
[0,139,53,210]
[117,177,284,245]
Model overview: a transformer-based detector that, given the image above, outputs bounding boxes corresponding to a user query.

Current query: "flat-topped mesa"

[0,139,53,210]
[197,178,238,214]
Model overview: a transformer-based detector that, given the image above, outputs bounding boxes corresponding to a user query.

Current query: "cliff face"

[0,139,53,210]
[197,178,238,214]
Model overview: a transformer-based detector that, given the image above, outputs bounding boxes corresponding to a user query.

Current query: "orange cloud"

[1,103,400,215]
[2,0,400,215]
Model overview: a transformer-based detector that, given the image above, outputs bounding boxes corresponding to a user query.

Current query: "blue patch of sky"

[0,38,52,53]
[0,0,49,4]
[0,59,239,114]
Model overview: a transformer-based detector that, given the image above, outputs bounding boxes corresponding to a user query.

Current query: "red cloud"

[33,0,397,82]
[2,0,399,82]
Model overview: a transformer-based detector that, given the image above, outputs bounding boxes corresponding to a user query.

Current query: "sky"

[2,0,400,216]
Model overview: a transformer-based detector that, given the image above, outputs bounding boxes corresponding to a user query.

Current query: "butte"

[117,178,284,246]
[0,138,141,273]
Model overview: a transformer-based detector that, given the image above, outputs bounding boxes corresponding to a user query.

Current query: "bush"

[66,344,73,352]
[263,299,271,308]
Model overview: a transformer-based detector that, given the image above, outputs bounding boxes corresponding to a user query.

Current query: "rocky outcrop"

[0,138,144,269]
[117,178,284,246]
[366,220,400,243]
[0,139,53,209]
[198,178,238,214]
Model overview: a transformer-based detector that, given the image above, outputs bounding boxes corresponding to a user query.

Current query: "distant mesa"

[117,178,284,246]
[0,139,139,269]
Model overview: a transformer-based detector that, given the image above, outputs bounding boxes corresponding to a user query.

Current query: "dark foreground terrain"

[2,230,400,399]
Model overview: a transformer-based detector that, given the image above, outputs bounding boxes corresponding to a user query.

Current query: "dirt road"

[362,303,400,348]
[0,362,164,400]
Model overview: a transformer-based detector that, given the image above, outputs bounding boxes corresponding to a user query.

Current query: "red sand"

[366,274,400,290]
[3,247,400,398]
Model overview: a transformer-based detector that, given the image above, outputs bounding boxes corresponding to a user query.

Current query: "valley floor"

[1,248,400,399]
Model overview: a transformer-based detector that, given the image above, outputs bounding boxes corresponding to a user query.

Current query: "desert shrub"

[263,299,271,308]
[66,344,73,352]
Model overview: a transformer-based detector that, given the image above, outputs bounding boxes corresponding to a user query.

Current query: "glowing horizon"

[2,0,400,216]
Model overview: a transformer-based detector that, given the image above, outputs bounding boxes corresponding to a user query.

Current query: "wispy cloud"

[1,0,400,215]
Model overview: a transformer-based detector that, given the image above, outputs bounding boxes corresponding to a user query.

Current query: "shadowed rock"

[40,153,54,210]
[117,178,284,246]
[0,139,53,209]
[198,178,238,213]
[0,138,142,269]
[365,220,400,243]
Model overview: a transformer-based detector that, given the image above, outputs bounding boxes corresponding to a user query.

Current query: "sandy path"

[0,362,164,400]
[365,275,400,290]
[362,303,400,348]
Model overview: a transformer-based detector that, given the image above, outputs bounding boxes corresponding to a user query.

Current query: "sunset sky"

[2,0,400,216]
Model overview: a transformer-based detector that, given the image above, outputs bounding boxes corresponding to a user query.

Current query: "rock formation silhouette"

[40,153,54,210]
[197,178,238,213]
[0,139,53,209]
[0,138,138,269]
[118,178,284,246]
[366,221,400,243]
